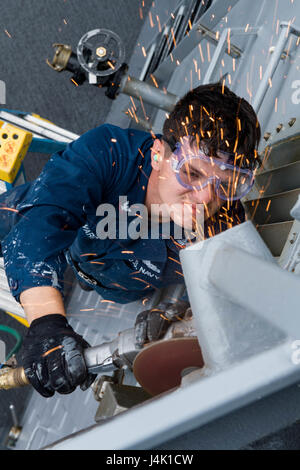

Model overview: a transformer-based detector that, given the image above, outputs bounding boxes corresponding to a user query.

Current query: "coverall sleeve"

[2,124,115,303]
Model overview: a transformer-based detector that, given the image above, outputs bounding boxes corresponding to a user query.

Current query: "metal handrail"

[253,21,300,113]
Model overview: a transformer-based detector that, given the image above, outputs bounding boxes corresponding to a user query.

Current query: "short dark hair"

[162,82,261,170]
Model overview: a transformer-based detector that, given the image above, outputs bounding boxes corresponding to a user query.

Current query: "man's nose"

[189,184,214,205]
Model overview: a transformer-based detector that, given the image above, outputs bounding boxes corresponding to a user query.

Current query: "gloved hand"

[134,300,190,349]
[22,314,95,398]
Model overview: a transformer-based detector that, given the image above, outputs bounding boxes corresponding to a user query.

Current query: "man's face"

[149,137,225,233]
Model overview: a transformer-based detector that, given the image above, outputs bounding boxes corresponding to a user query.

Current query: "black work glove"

[134,300,190,349]
[22,314,95,398]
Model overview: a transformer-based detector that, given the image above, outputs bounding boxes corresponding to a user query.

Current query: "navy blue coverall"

[0,124,245,305]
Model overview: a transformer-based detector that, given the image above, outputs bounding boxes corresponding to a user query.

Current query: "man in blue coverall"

[0,83,261,397]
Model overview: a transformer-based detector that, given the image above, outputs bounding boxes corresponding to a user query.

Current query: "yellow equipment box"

[0,122,32,183]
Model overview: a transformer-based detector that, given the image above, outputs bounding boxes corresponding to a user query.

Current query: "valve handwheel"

[77,29,125,77]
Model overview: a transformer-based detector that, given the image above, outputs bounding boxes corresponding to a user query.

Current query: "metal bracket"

[93,368,151,422]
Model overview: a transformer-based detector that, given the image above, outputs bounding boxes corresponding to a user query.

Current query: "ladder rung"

[244,188,300,225]
[260,133,300,170]
[255,160,300,197]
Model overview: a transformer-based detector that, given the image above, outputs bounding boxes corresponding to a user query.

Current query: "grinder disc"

[133,337,204,396]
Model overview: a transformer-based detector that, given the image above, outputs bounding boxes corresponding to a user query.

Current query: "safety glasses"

[170,142,255,201]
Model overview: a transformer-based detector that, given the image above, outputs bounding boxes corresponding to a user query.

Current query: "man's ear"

[151,139,164,169]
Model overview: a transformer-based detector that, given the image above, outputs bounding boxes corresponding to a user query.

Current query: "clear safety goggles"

[170,142,255,201]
